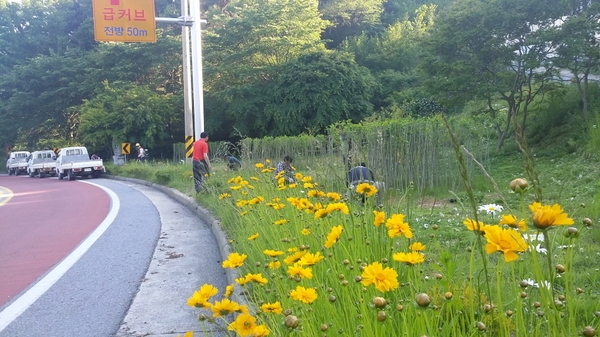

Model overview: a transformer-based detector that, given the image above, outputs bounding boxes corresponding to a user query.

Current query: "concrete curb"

[106,175,238,290]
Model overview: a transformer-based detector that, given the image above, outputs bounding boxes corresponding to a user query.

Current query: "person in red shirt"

[192,132,211,193]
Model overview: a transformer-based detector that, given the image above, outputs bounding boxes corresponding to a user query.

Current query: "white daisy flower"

[478,203,504,215]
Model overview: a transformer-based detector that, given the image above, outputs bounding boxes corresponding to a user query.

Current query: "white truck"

[27,150,57,178]
[55,146,105,180]
[6,151,31,176]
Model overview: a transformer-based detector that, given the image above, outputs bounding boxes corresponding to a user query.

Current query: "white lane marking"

[0,181,120,332]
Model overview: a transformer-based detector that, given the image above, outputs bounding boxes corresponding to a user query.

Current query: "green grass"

[108,153,600,337]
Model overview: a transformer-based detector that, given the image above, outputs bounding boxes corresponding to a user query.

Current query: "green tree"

[319,0,385,48]
[553,1,600,120]
[424,0,564,150]
[264,51,376,135]
[79,82,182,158]
[203,0,330,137]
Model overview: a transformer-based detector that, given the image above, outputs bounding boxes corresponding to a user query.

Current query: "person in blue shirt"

[224,154,242,170]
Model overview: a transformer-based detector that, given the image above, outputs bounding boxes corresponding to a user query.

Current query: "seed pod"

[506,310,514,317]
[320,324,328,331]
[284,315,299,328]
[377,311,386,322]
[343,259,350,265]
[338,274,345,280]
[341,280,349,286]
[434,273,443,280]
[476,321,486,331]
[583,217,593,226]
[519,280,529,288]
[354,276,362,282]
[396,304,404,311]
[329,295,336,303]
[283,309,292,317]
[520,292,528,299]
[582,326,596,337]
[372,297,387,308]
[565,227,579,238]
[509,178,528,193]
[381,258,388,263]
[556,264,566,273]
[415,293,431,307]
[534,301,541,308]
[444,292,453,300]
[432,224,439,230]
[558,294,566,301]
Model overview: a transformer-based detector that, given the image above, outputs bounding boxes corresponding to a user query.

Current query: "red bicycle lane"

[0,176,110,307]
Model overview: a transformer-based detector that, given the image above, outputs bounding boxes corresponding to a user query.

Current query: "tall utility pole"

[155,0,205,158]
[190,0,205,140]
[180,0,194,161]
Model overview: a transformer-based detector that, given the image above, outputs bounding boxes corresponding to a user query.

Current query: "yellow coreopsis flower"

[236,200,249,207]
[290,286,318,304]
[222,252,247,269]
[211,298,241,317]
[267,261,281,269]
[261,168,271,173]
[463,218,491,235]
[288,183,298,188]
[373,210,385,227]
[246,273,268,285]
[314,208,329,219]
[529,202,574,230]
[303,182,315,189]
[250,176,259,181]
[324,225,343,248]
[247,233,259,241]
[409,242,426,251]
[301,175,312,182]
[284,251,307,265]
[356,182,378,197]
[260,301,283,314]
[228,313,257,337]
[252,325,270,337]
[264,249,285,257]
[218,193,231,200]
[360,261,399,292]
[187,284,219,308]
[230,185,242,191]
[499,214,527,231]
[393,251,425,265]
[297,251,325,266]
[301,228,311,235]
[287,263,313,279]
[273,219,288,225]
[484,225,528,262]
[224,284,234,298]
[385,214,413,239]
[325,202,350,215]
[326,192,342,201]
[255,163,264,168]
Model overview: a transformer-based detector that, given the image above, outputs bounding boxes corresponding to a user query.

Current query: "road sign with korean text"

[92,0,156,42]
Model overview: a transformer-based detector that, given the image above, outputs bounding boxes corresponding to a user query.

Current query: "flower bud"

[556,264,566,273]
[320,324,329,331]
[284,315,299,328]
[283,309,292,316]
[377,311,387,322]
[329,295,336,303]
[583,217,593,226]
[396,304,404,311]
[509,178,529,193]
[476,322,486,331]
[372,297,387,308]
[506,310,513,317]
[564,227,579,238]
[444,292,453,300]
[583,326,596,337]
[415,293,431,307]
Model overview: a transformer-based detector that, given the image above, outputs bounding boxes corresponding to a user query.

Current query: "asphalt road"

[0,175,228,337]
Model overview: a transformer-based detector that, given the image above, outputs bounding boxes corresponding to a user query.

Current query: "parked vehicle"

[6,151,31,176]
[55,146,105,180]
[27,150,57,178]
